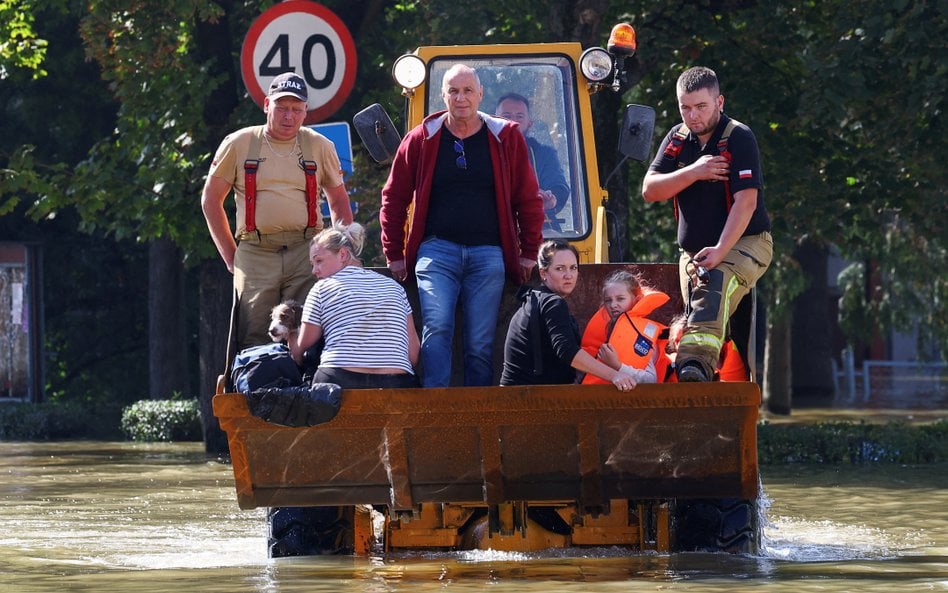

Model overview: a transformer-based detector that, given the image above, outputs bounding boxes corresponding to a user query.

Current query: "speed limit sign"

[241,1,357,124]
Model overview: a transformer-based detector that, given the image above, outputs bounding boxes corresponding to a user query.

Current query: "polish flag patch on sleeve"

[739,169,753,179]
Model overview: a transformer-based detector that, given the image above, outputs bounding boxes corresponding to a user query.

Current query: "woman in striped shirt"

[292,222,420,388]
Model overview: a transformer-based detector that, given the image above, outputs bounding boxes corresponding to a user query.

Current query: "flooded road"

[0,441,944,592]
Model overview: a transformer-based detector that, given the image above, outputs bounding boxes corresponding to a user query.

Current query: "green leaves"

[0,0,48,78]
[758,420,948,464]
[0,145,70,217]
[1,0,944,375]
[121,399,203,442]
[626,1,945,346]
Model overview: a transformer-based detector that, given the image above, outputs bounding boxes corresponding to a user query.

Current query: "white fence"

[834,348,948,407]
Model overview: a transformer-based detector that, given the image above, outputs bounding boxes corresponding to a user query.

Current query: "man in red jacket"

[380,64,545,387]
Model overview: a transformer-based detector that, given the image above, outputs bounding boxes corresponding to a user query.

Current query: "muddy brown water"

[0,440,944,593]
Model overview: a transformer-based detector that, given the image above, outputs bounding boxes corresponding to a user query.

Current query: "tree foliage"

[0,0,944,411]
[621,0,945,356]
[0,0,50,78]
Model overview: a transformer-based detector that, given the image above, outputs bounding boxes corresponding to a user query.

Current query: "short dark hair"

[676,66,719,96]
[496,92,530,111]
[537,239,579,269]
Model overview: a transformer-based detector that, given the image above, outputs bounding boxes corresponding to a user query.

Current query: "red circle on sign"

[241,1,357,124]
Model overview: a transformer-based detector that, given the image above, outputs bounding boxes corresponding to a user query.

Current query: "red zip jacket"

[380,110,544,284]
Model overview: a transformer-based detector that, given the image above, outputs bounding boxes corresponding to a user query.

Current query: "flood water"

[0,440,945,593]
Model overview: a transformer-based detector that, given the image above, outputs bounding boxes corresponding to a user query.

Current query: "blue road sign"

[309,122,353,175]
[310,122,358,217]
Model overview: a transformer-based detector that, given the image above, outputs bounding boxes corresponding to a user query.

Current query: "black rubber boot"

[677,360,711,382]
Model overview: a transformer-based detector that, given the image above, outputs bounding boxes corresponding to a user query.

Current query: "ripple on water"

[763,517,912,561]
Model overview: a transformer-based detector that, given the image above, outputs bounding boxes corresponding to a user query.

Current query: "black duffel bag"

[246,383,342,428]
[231,343,302,394]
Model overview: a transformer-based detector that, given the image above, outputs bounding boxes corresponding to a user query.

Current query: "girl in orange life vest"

[580,270,671,385]
[663,313,748,382]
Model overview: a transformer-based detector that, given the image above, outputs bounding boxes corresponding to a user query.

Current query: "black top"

[500,285,581,386]
[425,125,501,246]
[526,136,569,212]
[648,113,771,253]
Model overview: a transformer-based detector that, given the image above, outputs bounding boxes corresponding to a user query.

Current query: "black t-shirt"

[425,125,501,246]
[648,113,771,253]
[500,286,581,386]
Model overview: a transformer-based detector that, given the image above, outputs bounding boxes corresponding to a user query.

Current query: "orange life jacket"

[717,340,749,381]
[662,339,748,383]
[581,291,670,385]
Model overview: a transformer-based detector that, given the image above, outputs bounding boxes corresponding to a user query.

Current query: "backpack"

[230,343,302,394]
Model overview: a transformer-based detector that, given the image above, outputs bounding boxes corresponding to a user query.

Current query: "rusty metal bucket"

[214,382,759,512]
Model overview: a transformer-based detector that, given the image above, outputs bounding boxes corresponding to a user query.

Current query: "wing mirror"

[352,103,402,164]
[617,103,655,162]
[601,104,656,188]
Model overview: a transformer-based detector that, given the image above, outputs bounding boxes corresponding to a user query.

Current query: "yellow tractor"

[214,30,761,558]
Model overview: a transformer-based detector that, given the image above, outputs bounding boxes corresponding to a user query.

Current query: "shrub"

[0,401,116,440]
[757,420,948,464]
[120,399,203,442]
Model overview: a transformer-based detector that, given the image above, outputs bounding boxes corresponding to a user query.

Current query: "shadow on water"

[0,441,945,592]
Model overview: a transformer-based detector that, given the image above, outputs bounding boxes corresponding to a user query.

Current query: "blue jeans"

[415,238,505,387]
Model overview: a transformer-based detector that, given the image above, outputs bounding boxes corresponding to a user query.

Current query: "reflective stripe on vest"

[243,126,320,234]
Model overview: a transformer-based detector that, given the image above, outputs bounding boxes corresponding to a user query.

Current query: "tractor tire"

[267,505,355,558]
[672,498,760,554]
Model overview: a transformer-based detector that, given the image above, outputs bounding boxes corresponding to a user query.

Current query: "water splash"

[761,516,923,562]
[757,480,929,562]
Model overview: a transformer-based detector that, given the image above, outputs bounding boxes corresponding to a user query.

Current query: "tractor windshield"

[425,55,590,240]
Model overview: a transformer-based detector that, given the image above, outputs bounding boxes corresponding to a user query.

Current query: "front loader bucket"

[213,382,759,511]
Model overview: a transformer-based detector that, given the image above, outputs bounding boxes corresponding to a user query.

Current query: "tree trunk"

[198,259,232,455]
[791,239,835,404]
[148,238,188,400]
[193,0,237,455]
[764,309,792,415]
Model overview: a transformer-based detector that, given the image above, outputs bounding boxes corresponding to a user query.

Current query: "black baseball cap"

[268,72,308,102]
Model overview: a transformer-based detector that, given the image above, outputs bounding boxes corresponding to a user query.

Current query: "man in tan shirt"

[202,72,353,350]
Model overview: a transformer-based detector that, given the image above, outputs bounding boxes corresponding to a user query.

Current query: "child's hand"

[598,344,621,370]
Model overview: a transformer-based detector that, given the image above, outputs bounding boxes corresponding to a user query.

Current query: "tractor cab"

[355,35,655,262]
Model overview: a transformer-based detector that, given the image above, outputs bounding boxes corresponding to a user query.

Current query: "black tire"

[672,498,760,554]
[267,506,354,558]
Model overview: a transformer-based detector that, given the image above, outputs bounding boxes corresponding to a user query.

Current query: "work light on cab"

[392,54,426,94]
[579,47,613,84]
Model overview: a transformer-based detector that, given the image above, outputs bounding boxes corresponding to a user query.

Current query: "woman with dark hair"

[500,240,639,390]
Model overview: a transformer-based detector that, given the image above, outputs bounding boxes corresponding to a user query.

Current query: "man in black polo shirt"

[642,66,773,382]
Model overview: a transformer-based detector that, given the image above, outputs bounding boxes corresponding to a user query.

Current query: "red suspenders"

[243,127,319,234]
[301,158,319,229]
[243,158,261,233]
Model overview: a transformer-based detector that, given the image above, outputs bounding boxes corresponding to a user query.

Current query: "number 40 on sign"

[241,1,357,124]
